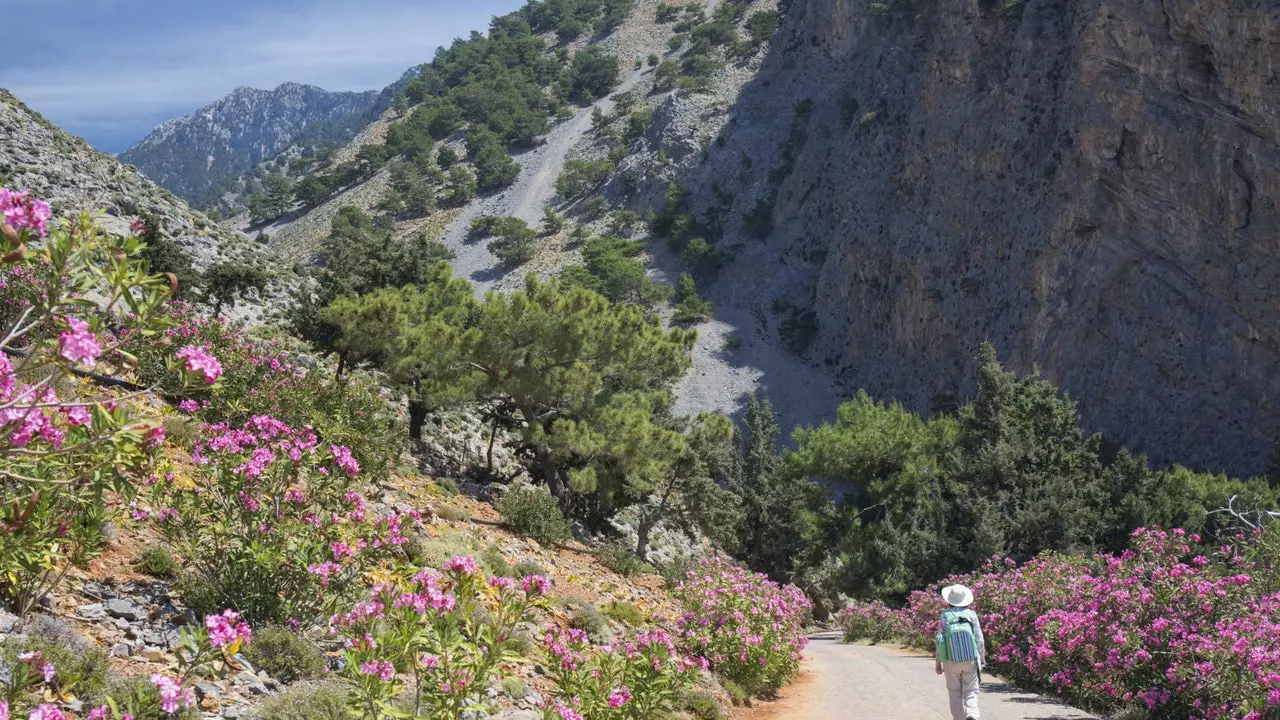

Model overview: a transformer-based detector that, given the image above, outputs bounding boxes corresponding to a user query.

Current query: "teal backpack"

[936,610,978,664]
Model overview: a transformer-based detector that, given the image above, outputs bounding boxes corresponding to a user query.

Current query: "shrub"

[562,597,609,640]
[412,529,480,571]
[602,600,647,626]
[243,627,327,684]
[497,485,572,546]
[541,626,704,718]
[565,46,622,104]
[512,559,547,578]
[647,53,660,67]
[680,689,724,720]
[542,207,566,235]
[486,216,538,265]
[868,527,1280,720]
[500,677,528,698]
[556,158,615,199]
[137,544,178,578]
[481,545,512,577]
[0,203,178,617]
[595,542,654,577]
[436,504,471,523]
[0,631,110,710]
[146,417,411,624]
[332,557,549,718]
[260,681,349,720]
[835,600,913,644]
[673,273,712,323]
[674,557,811,697]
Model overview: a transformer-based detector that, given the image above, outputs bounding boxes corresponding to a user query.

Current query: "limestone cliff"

[689,0,1280,475]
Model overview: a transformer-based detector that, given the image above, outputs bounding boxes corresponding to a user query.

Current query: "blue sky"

[1,0,525,153]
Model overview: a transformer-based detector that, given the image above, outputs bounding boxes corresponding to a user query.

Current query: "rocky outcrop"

[688,0,1280,475]
[0,89,247,267]
[121,82,380,205]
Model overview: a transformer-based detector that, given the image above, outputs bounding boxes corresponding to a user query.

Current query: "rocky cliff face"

[0,89,247,267]
[120,82,379,206]
[687,0,1280,476]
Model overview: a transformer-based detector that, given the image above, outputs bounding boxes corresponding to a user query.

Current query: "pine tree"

[673,273,711,322]
[464,276,695,509]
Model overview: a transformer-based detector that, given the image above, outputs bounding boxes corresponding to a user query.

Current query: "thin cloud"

[0,0,522,150]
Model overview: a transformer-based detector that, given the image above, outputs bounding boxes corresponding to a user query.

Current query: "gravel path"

[438,69,647,294]
[744,634,1095,720]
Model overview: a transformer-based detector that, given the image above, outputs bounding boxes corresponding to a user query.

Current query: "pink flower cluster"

[176,344,222,383]
[0,188,52,237]
[149,673,194,714]
[58,317,102,366]
[846,527,1280,720]
[0,353,100,449]
[673,556,811,696]
[205,608,252,648]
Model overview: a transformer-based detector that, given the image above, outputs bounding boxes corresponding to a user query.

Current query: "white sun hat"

[941,584,974,608]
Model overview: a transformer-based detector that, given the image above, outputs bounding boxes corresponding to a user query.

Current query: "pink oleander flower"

[59,316,102,366]
[205,609,252,648]
[27,705,66,720]
[552,703,585,720]
[522,575,551,595]
[330,444,359,477]
[150,673,193,714]
[0,701,7,720]
[490,576,516,591]
[86,708,108,720]
[178,399,199,413]
[359,660,395,683]
[176,344,222,383]
[0,188,52,236]
[144,423,167,448]
[607,686,632,708]
[443,555,478,574]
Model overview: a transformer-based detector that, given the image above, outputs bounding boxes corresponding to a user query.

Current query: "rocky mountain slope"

[120,82,381,207]
[0,89,249,267]
[676,0,1280,476]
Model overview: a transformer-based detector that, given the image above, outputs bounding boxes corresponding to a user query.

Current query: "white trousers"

[943,661,980,720]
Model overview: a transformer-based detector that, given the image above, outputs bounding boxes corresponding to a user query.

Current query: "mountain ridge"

[120,82,382,207]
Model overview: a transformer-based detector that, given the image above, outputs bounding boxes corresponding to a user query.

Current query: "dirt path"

[742,634,1094,720]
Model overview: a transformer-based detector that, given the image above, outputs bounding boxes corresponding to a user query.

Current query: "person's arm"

[972,611,986,666]
[935,611,945,675]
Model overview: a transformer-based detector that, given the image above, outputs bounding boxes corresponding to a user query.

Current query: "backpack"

[936,611,978,664]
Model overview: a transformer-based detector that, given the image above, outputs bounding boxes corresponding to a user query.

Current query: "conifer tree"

[464,276,695,509]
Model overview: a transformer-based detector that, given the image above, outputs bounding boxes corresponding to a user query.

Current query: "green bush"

[103,675,201,720]
[136,543,177,578]
[436,504,471,523]
[481,545,512,577]
[595,542,654,577]
[673,273,712,323]
[501,677,529,699]
[243,627,327,684]
[680,689,725,720]
[412,529,480,570]
[720,679,748,706]
[0,628,109,709]
[260,681,349,720]
[562,597,609,640]
[556,159,615,199]
[565,46,622,104]
[486,217,538,265]
[602,600,647,626]
[542,207,566,235]
[512,559,547,578]
[497,485,573,546]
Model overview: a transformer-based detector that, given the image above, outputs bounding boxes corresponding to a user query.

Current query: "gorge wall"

[689,0,1280,475]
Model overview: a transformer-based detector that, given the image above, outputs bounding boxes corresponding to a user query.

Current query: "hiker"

[934,583,986,720]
